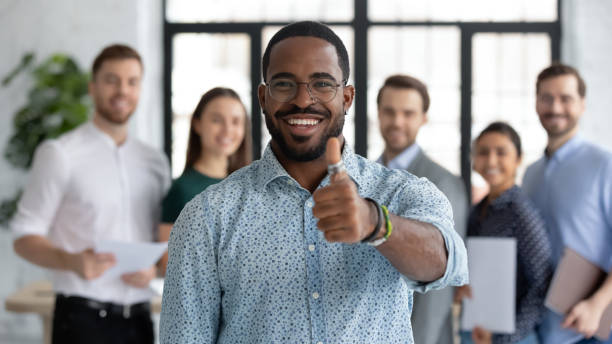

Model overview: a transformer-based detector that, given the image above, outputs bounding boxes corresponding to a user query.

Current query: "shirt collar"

[86,121,130,149]
[487,185,520,211]
[377,144,420,170]
[546,135,582,163]
[257,141,362,191]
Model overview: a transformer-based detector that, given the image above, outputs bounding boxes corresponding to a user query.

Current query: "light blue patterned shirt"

[160,144,468,344]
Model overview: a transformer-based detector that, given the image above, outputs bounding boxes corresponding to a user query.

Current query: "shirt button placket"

[303,196,326,343]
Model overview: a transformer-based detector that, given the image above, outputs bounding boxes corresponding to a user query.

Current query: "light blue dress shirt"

[376,143,421,170]
[522,136,612,344]
[160,143,468,344]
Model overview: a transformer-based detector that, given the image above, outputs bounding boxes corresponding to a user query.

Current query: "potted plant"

[1,53,90,227]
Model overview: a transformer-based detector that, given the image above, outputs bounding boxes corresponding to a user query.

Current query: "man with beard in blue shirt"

[160,21,468,344]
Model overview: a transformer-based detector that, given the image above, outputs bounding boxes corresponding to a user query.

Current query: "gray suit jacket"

[407,151,468,344]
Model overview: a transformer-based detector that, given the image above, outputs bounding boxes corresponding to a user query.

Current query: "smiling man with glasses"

[160,21,468,344]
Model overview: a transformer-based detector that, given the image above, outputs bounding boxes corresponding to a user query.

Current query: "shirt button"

[312,292,320,299]
[308,244,315,252]
[99,309,107,318]
[306,200,313,208]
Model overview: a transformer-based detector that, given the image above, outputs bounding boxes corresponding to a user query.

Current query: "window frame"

[163,0,561,198]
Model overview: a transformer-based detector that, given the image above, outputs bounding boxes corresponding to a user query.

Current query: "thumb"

[326,137,346,182]
[562,308,578,328]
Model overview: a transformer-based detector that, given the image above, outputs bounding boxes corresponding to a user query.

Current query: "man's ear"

[342,85,355,111]
[578,96,586,118]
[258,84,267,110]
[423,112,429,125]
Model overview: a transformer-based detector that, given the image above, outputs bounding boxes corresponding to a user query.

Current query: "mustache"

[542,112,565,118]
[273,105,331,119]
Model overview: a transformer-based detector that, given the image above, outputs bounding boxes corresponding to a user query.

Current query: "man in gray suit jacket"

[376,75,468,344]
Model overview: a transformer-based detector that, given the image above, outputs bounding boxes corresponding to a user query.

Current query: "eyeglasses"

[265,78,345,103]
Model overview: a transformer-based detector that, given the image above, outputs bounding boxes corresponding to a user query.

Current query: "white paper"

[95,241,168,279]
[461,237,516,334]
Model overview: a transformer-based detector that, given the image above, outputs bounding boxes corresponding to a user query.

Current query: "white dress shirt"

[11,122,170,305]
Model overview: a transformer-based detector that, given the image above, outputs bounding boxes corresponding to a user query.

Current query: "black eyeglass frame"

[264,78,348,103]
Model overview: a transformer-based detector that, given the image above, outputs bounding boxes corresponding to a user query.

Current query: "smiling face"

[258,36,354,162]
[378,87,427,158]
[89,58,142,124]
[194,96,246,159]
[473,132,521,196]
[536,74,585,141]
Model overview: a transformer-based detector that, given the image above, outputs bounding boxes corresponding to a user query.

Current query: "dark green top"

[161,167,223,223]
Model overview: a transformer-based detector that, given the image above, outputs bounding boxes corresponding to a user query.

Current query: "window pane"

[171,33,251,177]
[368,26,461,174]
[260,26,355,155]
[167,0,353,23]
[369,0,557,22]
[472,33,551,182]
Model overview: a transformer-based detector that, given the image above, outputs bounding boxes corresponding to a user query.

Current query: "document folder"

[544,247,612,340]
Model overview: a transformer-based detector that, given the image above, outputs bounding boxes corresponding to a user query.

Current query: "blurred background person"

[10,44,170,344]
[523,64,612,344]
[456,122,553,344]
[376,74,468,344]
[157,87,252,275]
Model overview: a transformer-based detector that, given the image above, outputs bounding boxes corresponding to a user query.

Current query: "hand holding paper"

[121,265,157,289]
[95,241,168,282]
[472,326,492,344]
[71,248,116,280]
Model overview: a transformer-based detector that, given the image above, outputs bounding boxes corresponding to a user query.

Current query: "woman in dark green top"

[158,87,252,274]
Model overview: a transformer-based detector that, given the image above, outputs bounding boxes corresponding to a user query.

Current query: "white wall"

[563,0,612,150]
[0,0,163,342]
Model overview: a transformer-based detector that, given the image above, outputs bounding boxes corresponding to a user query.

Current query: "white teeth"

[112,100,128,109]
[485,169,500,175]
[287,118,319,126]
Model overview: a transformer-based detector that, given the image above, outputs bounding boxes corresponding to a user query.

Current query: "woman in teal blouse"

[158,87,252,274]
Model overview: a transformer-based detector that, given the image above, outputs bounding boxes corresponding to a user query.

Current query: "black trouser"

[52,294,154,344]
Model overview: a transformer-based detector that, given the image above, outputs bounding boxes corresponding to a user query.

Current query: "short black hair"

[262,21,349,83]
[475,121,522,158]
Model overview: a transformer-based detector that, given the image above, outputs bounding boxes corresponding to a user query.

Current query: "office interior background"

[0,0,611,342]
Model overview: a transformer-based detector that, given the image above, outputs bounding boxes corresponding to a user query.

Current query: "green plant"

[0,53,90,227]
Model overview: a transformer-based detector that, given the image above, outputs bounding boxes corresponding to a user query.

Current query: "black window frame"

[163,0,561,197]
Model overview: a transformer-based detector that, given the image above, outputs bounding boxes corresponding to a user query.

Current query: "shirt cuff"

[403,220,469,294]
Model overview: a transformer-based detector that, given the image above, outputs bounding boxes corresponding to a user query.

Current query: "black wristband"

[361,197,383,243]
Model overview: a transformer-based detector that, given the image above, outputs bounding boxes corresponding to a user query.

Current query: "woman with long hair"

[456,122,553,344]
[158,87,252,274]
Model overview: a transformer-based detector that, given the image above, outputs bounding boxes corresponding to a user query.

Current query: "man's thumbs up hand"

[325,137,347,183]
[312,137,379,243]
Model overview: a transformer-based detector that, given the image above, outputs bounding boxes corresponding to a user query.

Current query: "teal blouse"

[161,167,223,223]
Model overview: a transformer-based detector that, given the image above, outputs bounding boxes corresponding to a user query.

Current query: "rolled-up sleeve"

[391,177,469,293]
[11,141,69,240]
[160,194,222,344]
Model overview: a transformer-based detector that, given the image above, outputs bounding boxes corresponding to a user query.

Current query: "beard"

[94,95,136,125]
[539,112,578,138]
[382,126,415,153]
[264,105,344,162]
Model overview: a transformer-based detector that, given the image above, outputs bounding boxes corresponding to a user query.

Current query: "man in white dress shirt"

[11,44,170,344]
